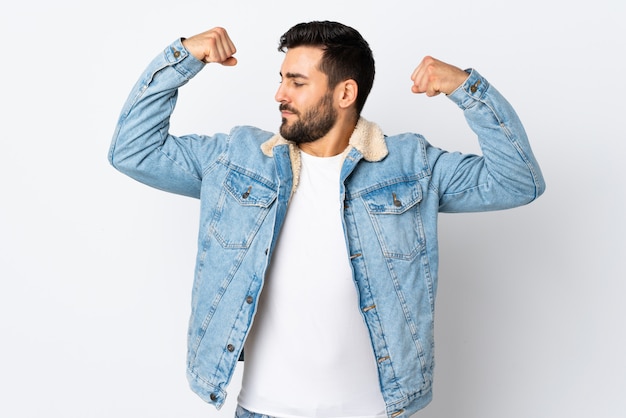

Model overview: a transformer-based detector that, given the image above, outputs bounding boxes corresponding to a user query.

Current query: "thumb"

[221,56,238,66]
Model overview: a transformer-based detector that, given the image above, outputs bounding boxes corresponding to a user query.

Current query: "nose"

[275,82,287,103]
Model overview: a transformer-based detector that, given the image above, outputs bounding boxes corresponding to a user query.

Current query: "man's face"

[275,46,337,144]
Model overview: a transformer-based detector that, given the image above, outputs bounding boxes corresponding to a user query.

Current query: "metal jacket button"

[227,344,235,352]
[470,79,481,93]
[392,192,402,207]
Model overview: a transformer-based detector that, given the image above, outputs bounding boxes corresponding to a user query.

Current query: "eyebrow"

[280,72,309,80]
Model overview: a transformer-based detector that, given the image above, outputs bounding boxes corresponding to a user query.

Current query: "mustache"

[279,103,299,115]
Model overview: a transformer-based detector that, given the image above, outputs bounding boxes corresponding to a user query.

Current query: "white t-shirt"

[238,151,386,418]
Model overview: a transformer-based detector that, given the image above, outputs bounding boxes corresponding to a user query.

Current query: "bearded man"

[109,21,545,418]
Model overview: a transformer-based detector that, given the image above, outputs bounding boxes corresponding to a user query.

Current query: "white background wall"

[1,1,624,417]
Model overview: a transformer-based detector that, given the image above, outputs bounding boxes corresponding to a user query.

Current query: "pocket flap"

[224,170,277,208]
[362,180,422,215]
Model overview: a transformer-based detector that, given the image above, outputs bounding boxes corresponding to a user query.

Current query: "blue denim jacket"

[109,39,545,417]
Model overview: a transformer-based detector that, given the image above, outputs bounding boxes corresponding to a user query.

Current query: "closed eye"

[279,71,308,87]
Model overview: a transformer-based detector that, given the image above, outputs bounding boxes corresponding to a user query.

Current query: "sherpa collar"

[260,118,388,198]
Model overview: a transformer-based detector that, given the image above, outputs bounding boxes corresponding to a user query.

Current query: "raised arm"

[410,56,545,212]
[108,28,238,198]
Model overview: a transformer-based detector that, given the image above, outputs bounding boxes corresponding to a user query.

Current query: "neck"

[298,115,358,157]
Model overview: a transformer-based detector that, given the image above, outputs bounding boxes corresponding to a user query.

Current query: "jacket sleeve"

[432,69,546,212]
[108,38,229,199]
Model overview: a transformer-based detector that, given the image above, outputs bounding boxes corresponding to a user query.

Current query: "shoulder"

[383,132,432,160]
[222,126,278,174]
[229,125,275,142]
[376,132,445,180]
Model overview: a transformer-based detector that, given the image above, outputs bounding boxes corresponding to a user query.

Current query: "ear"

[336,79,358,110]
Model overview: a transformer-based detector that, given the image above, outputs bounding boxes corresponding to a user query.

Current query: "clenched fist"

[182,27,238,66]
[410,56,469,97]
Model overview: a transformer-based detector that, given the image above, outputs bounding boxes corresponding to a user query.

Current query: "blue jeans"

[235,405,276,418]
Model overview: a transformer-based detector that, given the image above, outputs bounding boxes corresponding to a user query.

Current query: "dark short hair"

[278,21,375,115]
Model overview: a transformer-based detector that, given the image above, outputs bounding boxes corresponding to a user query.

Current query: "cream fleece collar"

[260,118,388,197]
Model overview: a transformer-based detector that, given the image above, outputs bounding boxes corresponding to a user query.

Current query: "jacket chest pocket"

[361,180,425,260]
[209,169,277,249]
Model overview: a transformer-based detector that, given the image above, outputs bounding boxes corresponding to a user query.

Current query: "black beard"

[279,92,337,144]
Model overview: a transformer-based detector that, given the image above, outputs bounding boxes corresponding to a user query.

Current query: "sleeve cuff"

[447,68,490,110]
[163,38,206,78]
